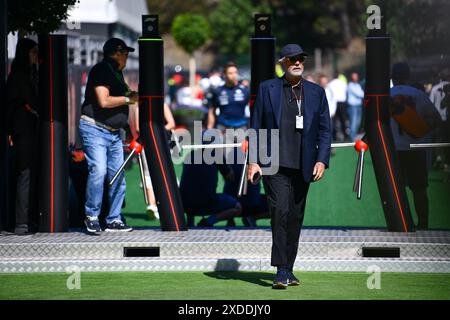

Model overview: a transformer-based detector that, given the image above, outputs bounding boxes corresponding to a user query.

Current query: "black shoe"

[272,270,288,289]
[14,224,30,235]
[197,218,213,227]
[84,217,102,233]
[287,271,300,286]
[105,220,133,232]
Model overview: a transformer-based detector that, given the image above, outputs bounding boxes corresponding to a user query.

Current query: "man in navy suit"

[248,44,331,289]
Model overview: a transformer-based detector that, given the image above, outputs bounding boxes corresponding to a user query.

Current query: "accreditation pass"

[296,99,303,129]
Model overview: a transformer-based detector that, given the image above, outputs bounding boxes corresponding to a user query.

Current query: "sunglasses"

[287,55,306,63]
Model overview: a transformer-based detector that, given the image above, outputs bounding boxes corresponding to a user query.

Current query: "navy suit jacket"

[250,77,331,182]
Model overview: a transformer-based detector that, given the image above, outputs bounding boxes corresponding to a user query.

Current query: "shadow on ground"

[204,271,274,287]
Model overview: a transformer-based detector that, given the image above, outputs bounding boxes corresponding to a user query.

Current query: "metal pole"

[182,142,358,150]
[109,148,136,187]
[237,146,249,198]
[357,150,365,200]
[332,142,356,148]
[353,151,362,193]
[182,143,242,150]
[410,143,450,148]
[137,153,149,205]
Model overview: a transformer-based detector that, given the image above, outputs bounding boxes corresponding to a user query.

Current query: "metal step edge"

[1,242,449,259]
[2,236,450,244]
[0,258,449,273]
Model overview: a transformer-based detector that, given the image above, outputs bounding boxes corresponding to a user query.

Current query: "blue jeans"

[79,119,126,223]
[347,103,362,141]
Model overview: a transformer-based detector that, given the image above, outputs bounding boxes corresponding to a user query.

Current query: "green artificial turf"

[122,148,450,229]
[0,271,449,300]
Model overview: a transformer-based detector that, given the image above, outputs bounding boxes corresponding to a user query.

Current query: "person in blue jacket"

[248,44,331,289]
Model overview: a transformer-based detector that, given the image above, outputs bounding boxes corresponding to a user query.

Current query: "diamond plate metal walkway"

[1,228,449,273]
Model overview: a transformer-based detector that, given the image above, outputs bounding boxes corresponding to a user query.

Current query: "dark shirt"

[211,83,250,128]
[279,76,303,170]
[180,148,233,208]
[81,57,129,129]
[6,67,39,136]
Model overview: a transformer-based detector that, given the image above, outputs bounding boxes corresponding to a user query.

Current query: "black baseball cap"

[279,44,308,60]
[103,38,135,55]
[391,62,410,80]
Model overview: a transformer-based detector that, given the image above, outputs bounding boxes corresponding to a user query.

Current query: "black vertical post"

[38,35,69,232]
[250,14,275,110]
[364,14,414,232]
[0,0,10,231]
[138,15,187,231]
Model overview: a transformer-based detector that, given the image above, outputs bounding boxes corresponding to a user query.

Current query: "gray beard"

[287,69,303,77]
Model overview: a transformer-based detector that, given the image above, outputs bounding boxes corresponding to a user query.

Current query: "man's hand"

[8,135,13,147]
[128,91,139,104]
[247,163,262,183]
[312,162,326,182]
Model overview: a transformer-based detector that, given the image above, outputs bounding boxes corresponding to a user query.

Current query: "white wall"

[67,0,148,33]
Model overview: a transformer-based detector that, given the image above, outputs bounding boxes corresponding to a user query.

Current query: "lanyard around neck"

[290,80,303,115]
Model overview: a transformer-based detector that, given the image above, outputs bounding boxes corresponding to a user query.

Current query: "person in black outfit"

[180,130,242,227]
[249,44,331,289]
[79,38,138,233]
[6,38,39,235]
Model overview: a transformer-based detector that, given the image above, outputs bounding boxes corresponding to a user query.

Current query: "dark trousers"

[13,133,38,226]
[398,150,429,229]
[333,102,350,141]
[263,167,310,271]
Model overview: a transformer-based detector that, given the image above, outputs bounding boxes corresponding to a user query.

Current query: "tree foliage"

[263,0,371,50]
[151,0,448,61]
[147,0,211,34]
[7,0,79,35]
[375,0,450,58]
[208,0,270,60]
[171,14,210,55]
